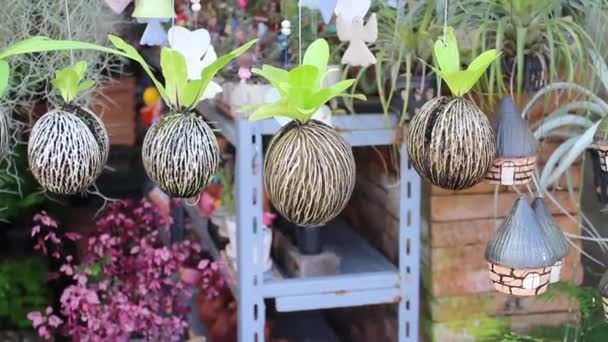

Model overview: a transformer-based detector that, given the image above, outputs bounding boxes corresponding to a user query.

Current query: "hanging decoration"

[485,197,557,296]
[190,0,202,13]
[593,115,608,172]
[132,0,176,46]
[599,270,608,320]
[335,0,377,67]
[28,62,109,194]
[0,109,10,163]
[104,0,133,14]
[486,96,537,185]
[406,27,497,190]
[531,197,569,283]
[298,0,337,24]
[245,39,365,227]
[103,34,257,198]
[278,20,292,67]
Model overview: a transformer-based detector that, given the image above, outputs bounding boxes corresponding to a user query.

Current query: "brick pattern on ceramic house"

[488,263,552,296]
[485,156,536,185]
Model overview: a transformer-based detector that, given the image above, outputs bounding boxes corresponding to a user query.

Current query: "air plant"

[107,36,258,198]
[28,61,109,194]
[246,38,365,227]
[485,197,557,296]
[406,27,498,190]
[486,96,538,185]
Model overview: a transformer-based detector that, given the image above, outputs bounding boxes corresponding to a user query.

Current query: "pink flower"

[31,225,41,237]
[38,326,51,339]
[65,232,82,241]
[48,315,63,327]
[263,212,277,227]
[27,311,44,327]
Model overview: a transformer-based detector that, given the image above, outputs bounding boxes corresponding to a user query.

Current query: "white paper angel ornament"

[337,13,378,67]
[168,26,223,100]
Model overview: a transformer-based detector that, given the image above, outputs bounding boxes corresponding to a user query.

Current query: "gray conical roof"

[599,270,608,296]
[486,197,557,269]
[494,96,538,158]
[532,197,569,259]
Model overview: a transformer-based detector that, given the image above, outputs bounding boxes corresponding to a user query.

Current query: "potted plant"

[531,197,570,283]
[460,0,599,103]
[27,199,210,340]
[485,96,537,185]
[406,27,497,190]
[485,197,557,296]
[246,38,363,228]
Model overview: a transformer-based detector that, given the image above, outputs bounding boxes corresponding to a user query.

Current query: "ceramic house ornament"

[593,115,608,172]
[485,197,557,296]
[28,62,109,194]
[532,197,569,283]
[336,13,378,67]
[246,39,365,227]
[407,28,497,190]
[132,0,176,46]
[598,270,608,320]
[486,96,538,185]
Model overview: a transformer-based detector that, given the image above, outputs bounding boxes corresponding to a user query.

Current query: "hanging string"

[298,4,302,65]
[64,0,74,64]
[442,0,449,46]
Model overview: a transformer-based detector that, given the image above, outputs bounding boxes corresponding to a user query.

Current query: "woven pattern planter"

[597,143,608,172]
[486,156,537,185]
[488,263,551,296]
[603,296,608,320]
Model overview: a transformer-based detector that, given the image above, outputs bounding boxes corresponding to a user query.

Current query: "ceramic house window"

[523,273,541,289]
[500,161,516,185]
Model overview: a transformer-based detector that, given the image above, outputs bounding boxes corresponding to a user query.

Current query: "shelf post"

[235,118,266,342]
[398,142,422,341]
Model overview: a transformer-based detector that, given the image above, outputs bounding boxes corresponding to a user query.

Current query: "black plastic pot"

[296,226,323,255]
[390,74,437,119]
[502,55,546,92]
[588,149,608,205]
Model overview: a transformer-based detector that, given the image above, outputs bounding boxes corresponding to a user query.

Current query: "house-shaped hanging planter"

[593,116,608,172]
[532,198,569,283]
[485,197,557,296]
[486,96,538,185]
[599,270,608,320]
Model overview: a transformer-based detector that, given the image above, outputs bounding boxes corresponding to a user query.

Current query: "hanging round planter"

[249,39,360,227]
[142,113,219,198]
[264,120,355,227]
[485,197,557,296]
[598,270,608,321]
[485,96,537,185]
[531,197,569,283]
[593,115,608,172]
[406,27,498,190]
[0,110,11,162]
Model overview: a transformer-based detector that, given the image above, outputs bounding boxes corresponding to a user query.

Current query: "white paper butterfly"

[168,26,223,100]
[337,13,378,67]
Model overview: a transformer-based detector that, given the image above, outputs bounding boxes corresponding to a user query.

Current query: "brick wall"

[333,142,583,342]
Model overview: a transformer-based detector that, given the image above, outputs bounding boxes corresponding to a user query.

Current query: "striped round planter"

[264,120,355,227]
[142,113,219,198]
[597,142,608,172]
[0,109,11,162]
[28,109,107,194]
[407,96,496,190]
[485,156,536,185]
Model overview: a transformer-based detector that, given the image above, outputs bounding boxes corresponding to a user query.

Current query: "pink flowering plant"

[28,199,224,341]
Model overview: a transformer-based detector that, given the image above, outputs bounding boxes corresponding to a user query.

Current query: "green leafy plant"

[218,165,235,215]
[428,27,499,97]
[247,39,366,122]
[51,61,95,104]
[0,257,49,328]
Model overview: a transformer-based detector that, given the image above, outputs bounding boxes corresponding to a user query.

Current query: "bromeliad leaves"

[51,61,96,104]
[249,39,365,123]
[428,27,499,97]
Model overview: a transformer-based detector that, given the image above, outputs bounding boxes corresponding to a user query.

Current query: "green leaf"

[77,80,95,93]
[0,60,9,97]
[303,38,329,86]
[0,36,127,60]
[182,80,203,108]
[249,99,289,121]
[107,34,168,103]
[192,39,258,110]
[51,68,80,103]
[161,48,189,107]
[252,65,288,93]
[72,61,88,80]
[433,27,460,72]
[287,65,321,91]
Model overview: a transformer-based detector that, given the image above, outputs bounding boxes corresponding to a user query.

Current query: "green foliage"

[249,39,365,123]
[218,165,235,215]
[0,257,49,328]
[428,27,499,97]
[50,61,95,104]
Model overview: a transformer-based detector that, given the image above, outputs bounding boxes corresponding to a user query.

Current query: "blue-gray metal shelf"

[187,100,421,342]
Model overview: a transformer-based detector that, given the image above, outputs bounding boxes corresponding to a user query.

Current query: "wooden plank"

[91,77,137,146]
[430,191,578,222]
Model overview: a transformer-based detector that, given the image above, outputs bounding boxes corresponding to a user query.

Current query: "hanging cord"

[298,4,302,65]
[64,0,74,64]
[442,0,449,46]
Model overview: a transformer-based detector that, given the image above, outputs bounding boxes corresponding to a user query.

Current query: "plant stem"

[399,53,412,127]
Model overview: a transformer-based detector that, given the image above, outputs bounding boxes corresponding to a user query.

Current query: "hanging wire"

[298,3,302,65]
[64,0,74,63]
[442,0,449,46]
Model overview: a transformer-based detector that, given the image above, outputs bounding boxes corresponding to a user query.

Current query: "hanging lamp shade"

[598,270,608,320]
[531,197,569,283]
[486,96,537,185]
[132,0,175,18]
[485,197,557,296]
[593,116,608,172]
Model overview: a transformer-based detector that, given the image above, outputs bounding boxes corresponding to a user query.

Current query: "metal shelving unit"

[185,100,422,342]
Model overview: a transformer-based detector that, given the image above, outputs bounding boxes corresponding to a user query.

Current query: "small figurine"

[336,13,378,67]
[278,20,292,67]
